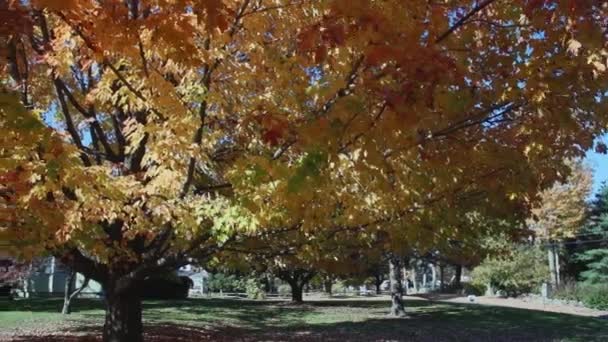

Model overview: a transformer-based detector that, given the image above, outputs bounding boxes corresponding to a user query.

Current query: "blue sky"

[585,136,608,197]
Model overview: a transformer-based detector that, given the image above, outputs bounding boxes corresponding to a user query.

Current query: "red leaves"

[199,0,229,32]
[0,170,20,184]
[297,21,348,63]
[257,114,289,146]
[523,0,548,16]
[0,2,33,38]
[365,45,399,66]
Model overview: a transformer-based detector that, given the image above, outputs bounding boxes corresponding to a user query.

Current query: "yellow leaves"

[195,196,259,243]
[567,39,582,56]
[587,52,608,78]
[530,160,592,240]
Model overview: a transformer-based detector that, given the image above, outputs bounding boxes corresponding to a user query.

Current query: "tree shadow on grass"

[8,323,249,342]
[5,298,608,341]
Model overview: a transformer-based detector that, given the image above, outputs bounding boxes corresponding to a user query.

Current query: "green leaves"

[287,148,327,193]
[195,196,259,243]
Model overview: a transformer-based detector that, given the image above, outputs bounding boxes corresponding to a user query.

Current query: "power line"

[540,239,608,247]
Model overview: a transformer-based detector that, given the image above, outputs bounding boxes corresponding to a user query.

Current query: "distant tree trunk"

[454,265,462,288]
[388,257,406,317]
[422,273,427,288]
[401,265,409,294]
[62,271,90,315]
[555,248,561,287]
[323,277,332,296]
[410,263,418,293]
[263,273,276,293]
[430,263,437,290]
[548,245,557,288]
[439,264,445,291]
[374,274,382,294]
[48,257,56,293]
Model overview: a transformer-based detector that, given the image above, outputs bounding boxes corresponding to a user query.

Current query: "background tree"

[573,184,608,283]
[529,160,592,286]
[62,270,90,314]
[472,239,549,297]
[0,257,41,293]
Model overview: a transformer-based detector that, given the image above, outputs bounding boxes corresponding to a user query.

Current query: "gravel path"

[441,295,608,317]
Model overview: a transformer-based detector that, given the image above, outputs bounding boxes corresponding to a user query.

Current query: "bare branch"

[54,79,121,162]
[435,0,498,43]
[180,0,252,197]
[272,55,365,160]
[315,55,365,117]
[53,79,91,166]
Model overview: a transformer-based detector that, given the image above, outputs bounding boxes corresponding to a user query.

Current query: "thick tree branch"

[57,248,107,283]
[53,79,91,166]
[54,79,121,162]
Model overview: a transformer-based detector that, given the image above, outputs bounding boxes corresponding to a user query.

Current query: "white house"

[2,253,209,298]
[22,257,102,297]
[178,264,209,296]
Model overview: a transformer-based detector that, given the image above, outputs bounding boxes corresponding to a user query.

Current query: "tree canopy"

[1,1,608,341]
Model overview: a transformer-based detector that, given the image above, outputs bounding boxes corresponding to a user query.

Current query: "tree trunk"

[430,263,437,290]
[388,258,406,317]
[374,274,382,294]
[290,281,303,303]
[63,273,90,315]
[411,264,418,293]
[265,274,275,293]
[401,265,409,294]
[439,264,445,291]
[555,248,561,287]
[48,257,56,294]
[454,265,462,288]
[103,287,143,342]
[62,271,76,314]
[323,278,332,296]
[548,246,557,288]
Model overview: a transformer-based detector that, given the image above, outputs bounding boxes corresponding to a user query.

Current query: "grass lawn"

[1,297,607,341]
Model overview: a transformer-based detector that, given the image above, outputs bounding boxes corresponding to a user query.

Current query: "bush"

[142,273,190,299]
[207,273,246,293]
[552,280,581,302]
[277,284,291,297]
[579,283,608,310]
[463,282,486,296]
[332,280,347,294]
[472,244,548,297]
[552,282,608,310]
[245,278,266,300]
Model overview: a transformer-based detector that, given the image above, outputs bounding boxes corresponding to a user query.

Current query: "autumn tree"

[529,160,592,286]
[2,1,608,341]
[227,224,377,303]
